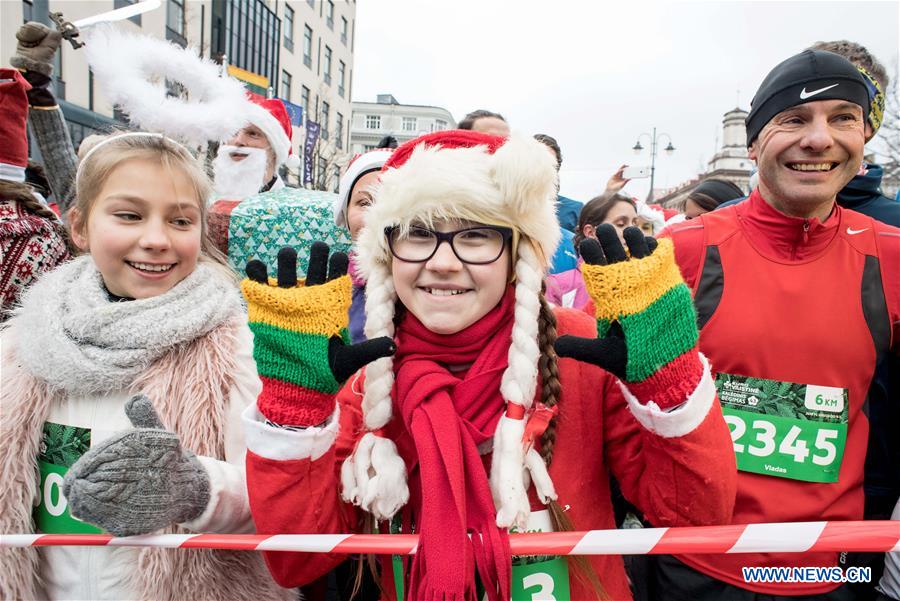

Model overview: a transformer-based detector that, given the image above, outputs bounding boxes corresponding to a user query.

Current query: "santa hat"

[334,149,394,227]
[635,200,666,233]
[0,69,31,183]
[342,130,562,526]
[245,96,301,170]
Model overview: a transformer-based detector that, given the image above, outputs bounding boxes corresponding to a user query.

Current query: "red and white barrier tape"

[2,521,898,555]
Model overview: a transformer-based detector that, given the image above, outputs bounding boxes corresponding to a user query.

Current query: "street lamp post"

[632,127,675,203]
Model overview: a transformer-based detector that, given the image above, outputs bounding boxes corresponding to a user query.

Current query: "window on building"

[303,25,313,68]
[283,4,294,51]
[338,61,345,97]
[402,117,417,132]
[22,0,33,23]
[317,156,326,186]
[301,85,310,113]
[363,145,375,152]
[210,0,281,104]
[332,166,340,192]
[306,0,314,7]
[166,0,185,45]
[434,119,448,132]
[326,1,335,29]
[323,45,332,85]
[281,70,292,101]
[321,101,330,140]
[340,16,348,45]
[335,112,343,149]
[366,115,381,130]
[113,0,143,25]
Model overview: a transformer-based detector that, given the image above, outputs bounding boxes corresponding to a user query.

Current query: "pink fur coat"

[0,318,291,601]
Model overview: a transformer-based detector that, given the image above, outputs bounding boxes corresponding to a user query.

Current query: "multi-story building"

[658,107,754,208]
[0,0,356,188]
[350,94,455,154]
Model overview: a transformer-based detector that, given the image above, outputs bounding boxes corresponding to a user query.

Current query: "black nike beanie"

[745,50,869,146]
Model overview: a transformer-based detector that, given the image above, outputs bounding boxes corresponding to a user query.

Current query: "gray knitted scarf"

[12,255,243,395]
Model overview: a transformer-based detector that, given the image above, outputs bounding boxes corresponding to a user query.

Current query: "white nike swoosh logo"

[846,227,868,235]
[800,83,839,100]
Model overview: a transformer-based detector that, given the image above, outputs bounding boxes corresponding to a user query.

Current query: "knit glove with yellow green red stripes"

[242,243,395,427]
[555,225,702,411]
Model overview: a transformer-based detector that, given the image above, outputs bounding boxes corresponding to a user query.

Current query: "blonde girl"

[0,133,288,601]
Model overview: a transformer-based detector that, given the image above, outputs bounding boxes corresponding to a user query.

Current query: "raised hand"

[555,225,700,410]
[62,395,210,537]
[12,22,63,76]
[604,164,632,194]
[242,243,394,427]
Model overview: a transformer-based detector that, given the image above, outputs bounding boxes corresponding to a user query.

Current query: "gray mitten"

[11,22,62,76]
[62,395,211,537]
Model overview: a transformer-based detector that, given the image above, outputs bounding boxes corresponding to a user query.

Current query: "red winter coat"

[245,308,737,600]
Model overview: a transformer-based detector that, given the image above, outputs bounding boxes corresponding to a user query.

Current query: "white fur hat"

[341,130,561,527]
[356,131,561,279]
[334,149,394,227]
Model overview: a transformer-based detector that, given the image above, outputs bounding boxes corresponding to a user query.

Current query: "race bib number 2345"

[715,373,848,483]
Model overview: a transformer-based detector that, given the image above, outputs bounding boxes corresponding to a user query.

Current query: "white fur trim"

[490,415,530,530]
[341,433,409,521]
[525,448,557,504]
[83,25,248,146]
[618,353,715,438]
[241,404,339,461]
[335,150,393,226]
[0,163,26,182]
[284,153,301,170]
[355,133,560,283]
[244,101,291,167]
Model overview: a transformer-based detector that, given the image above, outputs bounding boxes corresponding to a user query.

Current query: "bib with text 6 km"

[715,373,848,483]
[33,421,103,534]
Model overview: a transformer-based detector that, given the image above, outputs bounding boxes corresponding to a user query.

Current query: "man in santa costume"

[212,96,301,201]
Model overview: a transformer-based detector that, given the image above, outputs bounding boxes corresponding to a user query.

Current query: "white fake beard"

[212,145,270,201]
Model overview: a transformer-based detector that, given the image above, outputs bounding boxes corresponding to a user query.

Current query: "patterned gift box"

[209,187,352,277]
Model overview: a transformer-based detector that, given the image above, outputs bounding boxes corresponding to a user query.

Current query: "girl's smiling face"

[391,220,511,335]
[71,158,203,299]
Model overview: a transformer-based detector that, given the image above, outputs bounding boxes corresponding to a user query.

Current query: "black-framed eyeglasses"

[385,225,513,265]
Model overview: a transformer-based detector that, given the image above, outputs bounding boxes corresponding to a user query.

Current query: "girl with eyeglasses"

[240,131,736,600]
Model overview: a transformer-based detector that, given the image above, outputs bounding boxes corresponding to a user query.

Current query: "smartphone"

[622,166,651,179]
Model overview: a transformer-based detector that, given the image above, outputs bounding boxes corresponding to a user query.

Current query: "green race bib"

[510,510,570,600]
[715,373,848,483]
[511,555,570,600]
[33,421,102,534]
[390,510,572,600]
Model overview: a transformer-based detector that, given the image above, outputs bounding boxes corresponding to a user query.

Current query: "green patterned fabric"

[211,187,352,277]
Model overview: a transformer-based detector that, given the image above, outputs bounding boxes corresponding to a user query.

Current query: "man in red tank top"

[657,49,900,600]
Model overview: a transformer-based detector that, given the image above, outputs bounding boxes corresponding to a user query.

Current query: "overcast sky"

[352,0,899,201]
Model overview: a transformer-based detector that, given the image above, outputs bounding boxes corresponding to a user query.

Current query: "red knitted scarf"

[392,287,516,601]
